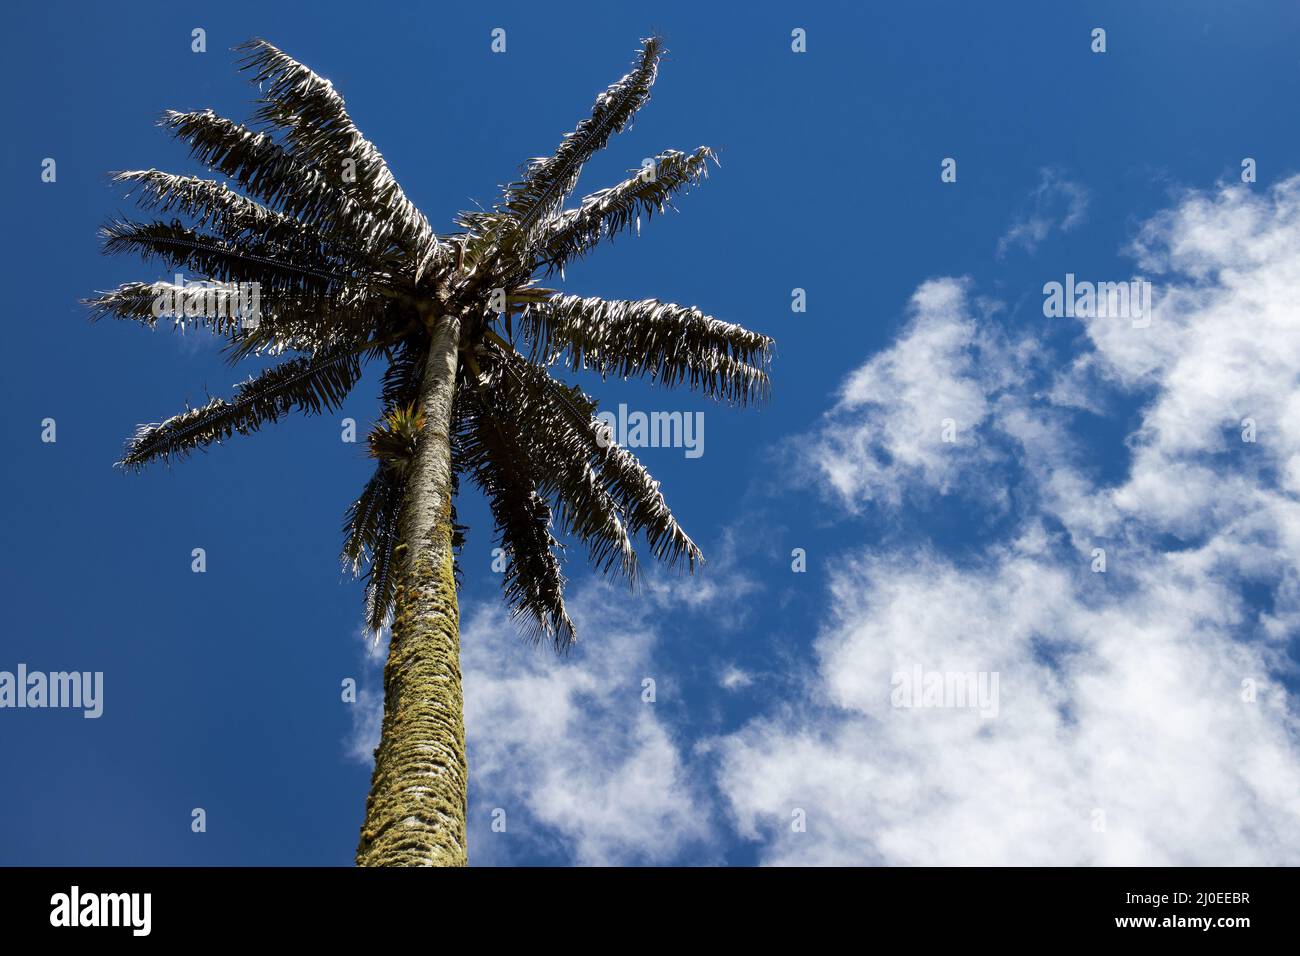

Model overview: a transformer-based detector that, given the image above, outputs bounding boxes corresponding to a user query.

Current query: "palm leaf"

[537,147,716,273]
[160,109,401,257]
[236,39,439,273]
[86,280,398,362]
[473,357,636,579]
[493,348,702,570]
[110,169,389,275]
[498,36,664,236]
[87,279,262,338]
[518,293,773,405]
[342,465,406,635]
[118,346,363,469]
[453,391,575,648]
[99,217,348,293]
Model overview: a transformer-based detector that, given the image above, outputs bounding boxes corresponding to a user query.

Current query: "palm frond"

[362,499,401,636]
[110,169,385,274]
[342,464,406,635]
[118,346,363,469]
[498,36,664,235]
[453,392,575,649]
[87,279,262,337]
[518,293,773,405]
[99,217,348,293]
[236,39,438,271]
[492,348,701,571]
[537,147,716,273]
[160,109,400,257]
[378,336,427,410]
[220,292,409,364]
[343,465,393,574]
[86,279,396,363]
[476,358,636,579]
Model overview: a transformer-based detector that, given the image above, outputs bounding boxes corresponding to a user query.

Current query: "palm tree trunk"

[356,313,468,866]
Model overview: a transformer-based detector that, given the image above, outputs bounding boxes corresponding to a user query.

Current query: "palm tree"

[89,36,773,866]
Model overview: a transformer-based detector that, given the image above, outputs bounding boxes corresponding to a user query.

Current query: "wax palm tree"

[89,36,773,866]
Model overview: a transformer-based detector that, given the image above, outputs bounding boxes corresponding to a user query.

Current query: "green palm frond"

[343,465,394,575]
[367,404,424,475]
[362,502,401,635]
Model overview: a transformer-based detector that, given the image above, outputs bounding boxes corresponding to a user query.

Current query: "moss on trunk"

[356,315,468,867]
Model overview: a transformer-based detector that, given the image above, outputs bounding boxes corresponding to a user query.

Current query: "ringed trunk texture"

[356,314,468,866]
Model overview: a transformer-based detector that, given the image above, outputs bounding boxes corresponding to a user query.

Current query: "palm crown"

[90,37,772,650]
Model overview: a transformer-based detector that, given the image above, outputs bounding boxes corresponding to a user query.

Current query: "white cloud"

[343,628,388,765]
[344,525,757,865]
[716,538,1300,865]
[460,584,712,865]
[808,277,1026,510]
[719,665,754,691]
[716,176,1300,866]
[344,178,1300,867]
[344,584,719,866]
[638,526,759,626]
[997,169,1089,258]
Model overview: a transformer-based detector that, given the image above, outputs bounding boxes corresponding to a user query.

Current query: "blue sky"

[3,0,1300,865]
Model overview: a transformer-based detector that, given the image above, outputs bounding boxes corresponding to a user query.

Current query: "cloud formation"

[461,586,713,865]
[997,168,1090,258]
[355,177,1300,866]
[809,277,1030,510]
[717,176,1300,865]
